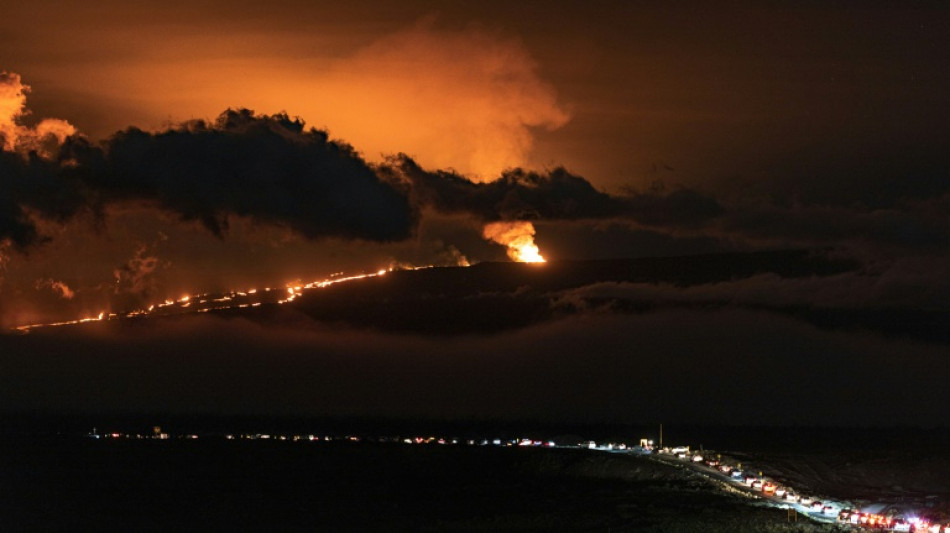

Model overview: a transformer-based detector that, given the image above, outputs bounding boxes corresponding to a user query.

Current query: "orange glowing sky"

[1,0,949,329]
[5,5,570,180]
[6,1,944,189]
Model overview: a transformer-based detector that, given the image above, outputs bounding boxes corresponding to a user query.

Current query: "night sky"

[1,1,948,426]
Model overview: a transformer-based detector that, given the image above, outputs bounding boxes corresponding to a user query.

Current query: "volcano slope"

[208,249,893,337]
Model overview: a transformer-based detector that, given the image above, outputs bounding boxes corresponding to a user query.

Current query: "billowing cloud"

[0,71,89,252]
[0,71,76,156]
[0,148,88,251]
[34,278,75,300]
[27,20,570,180]
[64,109,417,242]
[0,72,24,151]
[1,104,418,251]
[0,69,707,260]
[308,21,570,179]
[114,243,164,298]
[388,155,723,228]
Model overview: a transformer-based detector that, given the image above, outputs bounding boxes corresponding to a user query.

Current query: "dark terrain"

[0,435,841,532]
[205,248,946,341]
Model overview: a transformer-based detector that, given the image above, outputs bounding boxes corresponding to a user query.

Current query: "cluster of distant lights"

[14,266,420,333]
[660,448,946,532]
[84,429,945,529]
[91,432,635,456]
[836,510,937,531]
[91,430,562,449]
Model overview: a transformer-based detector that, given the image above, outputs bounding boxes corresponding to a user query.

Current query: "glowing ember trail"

[13,265,440,333]
[482,221,546,263]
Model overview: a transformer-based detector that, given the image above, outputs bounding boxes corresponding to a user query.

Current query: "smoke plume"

[35,278,75,300]
[309,21,571,179]
[482,221,545,263]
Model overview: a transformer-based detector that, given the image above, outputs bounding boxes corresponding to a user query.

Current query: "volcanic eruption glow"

[482,221,546,263]
[12,266,426,332]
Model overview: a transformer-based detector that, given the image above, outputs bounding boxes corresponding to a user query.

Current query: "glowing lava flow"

[12,241,540,334]
[13,266,431,333]
[482,221,546,263]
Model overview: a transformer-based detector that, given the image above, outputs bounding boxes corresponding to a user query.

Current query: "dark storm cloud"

[2,115,725,254]
[65,109,417,242]
[387,155,625,220]
[386,146,948,256]
[0,110,418,250]
[0,150,88,250]
[2,107,944,263]
[387,155,722,227]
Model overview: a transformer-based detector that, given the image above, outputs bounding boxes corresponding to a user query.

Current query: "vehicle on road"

[891,519,911,532]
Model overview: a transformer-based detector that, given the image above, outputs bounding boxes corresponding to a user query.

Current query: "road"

[648,451,844,525]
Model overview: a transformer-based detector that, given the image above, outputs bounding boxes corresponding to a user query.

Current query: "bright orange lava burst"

[482,221,546,263]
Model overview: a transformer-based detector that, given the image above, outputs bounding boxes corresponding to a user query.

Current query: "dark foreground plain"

[2,436,844,532]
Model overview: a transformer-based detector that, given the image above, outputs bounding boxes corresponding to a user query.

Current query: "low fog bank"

[2,307,946,427]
